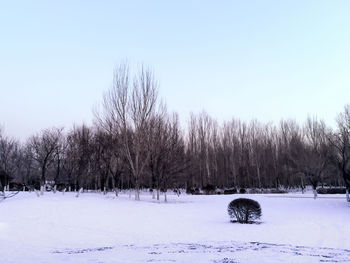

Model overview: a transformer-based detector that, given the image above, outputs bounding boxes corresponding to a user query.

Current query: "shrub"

[186,187,193,194]
[186,187,202,195]
[224,188,237,195]
[329,188,346,194]
[316,188,327,194]
[269,189,288,194]
[239,188,246,194]
[248,188,262,194]
[227,198,262,224]
[202,184,216,195]
[317,188,346,194]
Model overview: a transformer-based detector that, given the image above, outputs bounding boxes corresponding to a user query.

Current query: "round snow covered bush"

[227,198,262,224]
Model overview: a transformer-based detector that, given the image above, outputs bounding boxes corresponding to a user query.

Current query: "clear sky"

[1,0,350,141]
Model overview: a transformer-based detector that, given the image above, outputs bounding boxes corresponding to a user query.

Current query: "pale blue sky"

[1,0,350,140]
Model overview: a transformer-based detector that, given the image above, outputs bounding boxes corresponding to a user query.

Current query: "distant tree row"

[1,64,350,201]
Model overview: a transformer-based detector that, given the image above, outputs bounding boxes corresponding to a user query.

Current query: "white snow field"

[1,191,350,263]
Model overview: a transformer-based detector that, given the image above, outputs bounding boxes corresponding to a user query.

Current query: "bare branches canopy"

[1,64,350,202]
[96,64,159,200]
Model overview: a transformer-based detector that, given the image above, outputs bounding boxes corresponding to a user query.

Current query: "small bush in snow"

[228,198,262,224]
[186,187,197,194]
[269,189,288,194]
[186,187,202,195]
[202,184,216,194]
[248,188,262,194]
[224,188,237,195]
[239,188,246,194]
[316,188,327,194]
[317,188,346,194]
[329,188,344,194]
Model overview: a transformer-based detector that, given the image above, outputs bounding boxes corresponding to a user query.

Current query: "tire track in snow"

[52,241,350,262]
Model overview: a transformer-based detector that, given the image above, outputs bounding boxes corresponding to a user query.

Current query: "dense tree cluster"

[1,65,350,201]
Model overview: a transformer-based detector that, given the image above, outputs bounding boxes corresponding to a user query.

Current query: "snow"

[1,191,350,262]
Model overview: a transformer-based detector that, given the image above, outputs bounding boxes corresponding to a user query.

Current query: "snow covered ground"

[1,191,350,263]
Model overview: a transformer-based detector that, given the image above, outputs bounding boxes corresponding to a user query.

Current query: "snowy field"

[1,191,350,263]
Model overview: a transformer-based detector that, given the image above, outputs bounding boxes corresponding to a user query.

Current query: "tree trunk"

[206,153,210,185]
[111,176,118,196]
[135,175,140,200]
[135,188,140,200]
[0,181,4,195]
[301,177,305,194]
[256,163,261,189]
[41,165,46,195]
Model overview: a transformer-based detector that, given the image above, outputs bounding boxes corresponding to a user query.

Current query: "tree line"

[1,64,350,201]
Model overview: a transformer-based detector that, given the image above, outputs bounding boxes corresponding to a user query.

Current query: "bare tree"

[0,128,20,192]
[186,114,199,189]
[97,63,158,200]
[148,112,187,201]
[248,120,264,188]
[53,131,66,192]
[237,121,250,187]
[62,129,80,191]
[329,105,350,201]
[197,112,214,187]
[65,125,93,191]
[107,132,125,196]
[277,120,302,189]
[29,127,63,194]
[19,143,36,189]
[289,118,329,198]
[220,120,240,188]
[160,114,188,200]
[91,128,123,195]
